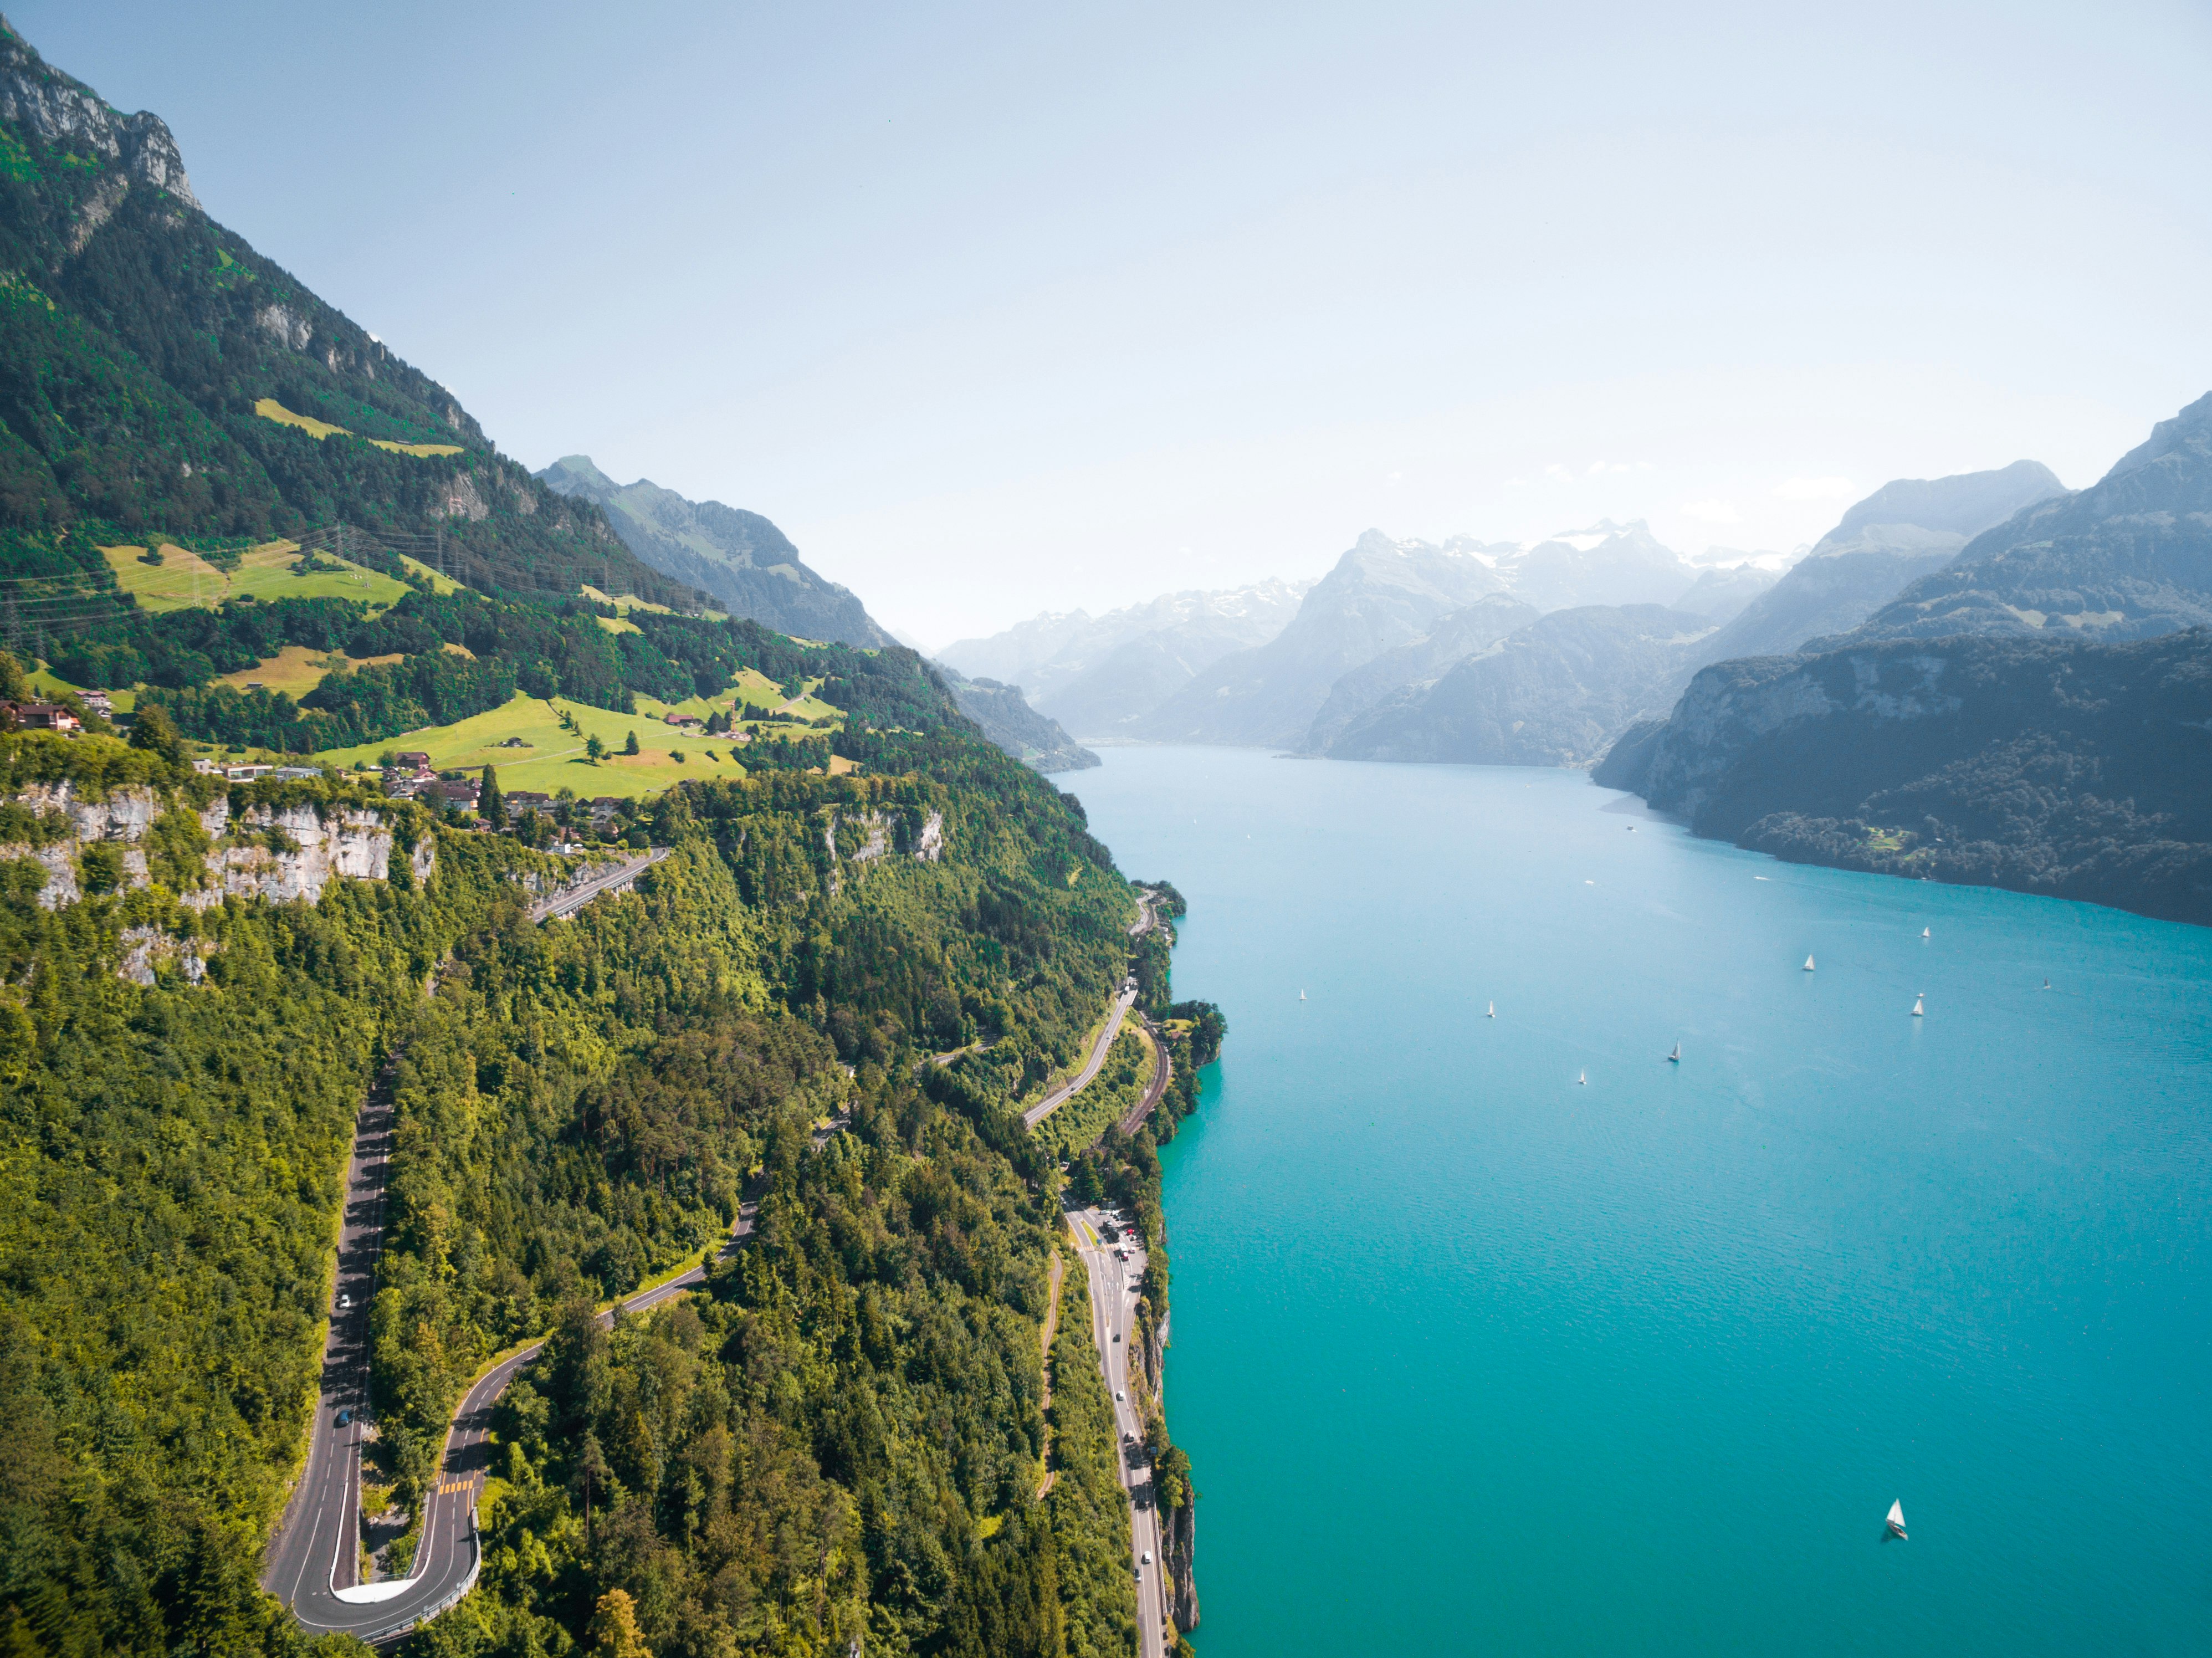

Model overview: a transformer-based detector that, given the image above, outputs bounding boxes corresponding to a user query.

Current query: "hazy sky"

[28,1,2212,645]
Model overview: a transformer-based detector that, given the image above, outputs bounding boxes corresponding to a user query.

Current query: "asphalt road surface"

[267,859,709,1642]
[1023,979,1141,1130]
[1068,1205,1172,1658]
[530,848,669,922]
[268,1194,752,1643]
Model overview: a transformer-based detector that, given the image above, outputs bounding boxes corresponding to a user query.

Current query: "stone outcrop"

[0,780,432,911]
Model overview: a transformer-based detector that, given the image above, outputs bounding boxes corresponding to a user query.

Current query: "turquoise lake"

[1069,746,2212,1656]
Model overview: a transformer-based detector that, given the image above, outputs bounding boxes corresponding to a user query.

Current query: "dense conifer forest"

[0,643,1219,1658]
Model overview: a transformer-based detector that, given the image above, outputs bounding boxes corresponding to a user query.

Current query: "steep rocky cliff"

[0,776,432,915]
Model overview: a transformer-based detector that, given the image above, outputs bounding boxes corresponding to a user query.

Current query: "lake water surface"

[1070,746,2212,1656]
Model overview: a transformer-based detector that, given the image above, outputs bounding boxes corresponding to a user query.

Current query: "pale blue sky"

[28,1,2212,643]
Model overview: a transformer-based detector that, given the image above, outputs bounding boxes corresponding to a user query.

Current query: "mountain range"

[949,520,1793,751]
[1598,394,2212,924]
[536,455,892,648]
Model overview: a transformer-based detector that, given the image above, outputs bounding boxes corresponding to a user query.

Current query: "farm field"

[311,685,845,799]
[101,541,410,612]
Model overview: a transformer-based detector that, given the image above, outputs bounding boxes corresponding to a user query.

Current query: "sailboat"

[2042,978,2050,990]
[1298,989,1307,1001]
[1486,1001,1495,1018]
[1885,1500,1908,1541]
[1803,954,1816,972]
[1576,1070,1586,1086]
[1921,927,1930,939]
[1911,995,1924,1017]
[1667,1043,1680,1063]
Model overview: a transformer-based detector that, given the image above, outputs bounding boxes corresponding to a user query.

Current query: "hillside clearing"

[253,396,463,457]
[101,539,411,612]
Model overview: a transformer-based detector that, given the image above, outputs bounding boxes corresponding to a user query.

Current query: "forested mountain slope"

[0,23,682,606]
[537,456,892,648]
[935,664,1099,774]
[0,643,1202,1657]
[1600,630,2212,925]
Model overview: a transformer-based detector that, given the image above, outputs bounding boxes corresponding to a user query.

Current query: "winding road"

[1022,888,1166,1133]
[1068,1206,1172,1658]
[265,851,719,1644]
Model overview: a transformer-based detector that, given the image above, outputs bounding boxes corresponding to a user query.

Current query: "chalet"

[588,796,625,825]
[79,690,114,718]
[505,790,555,814]
[392,751,432,769]
[11,703,81,733]
[663,712,704,729]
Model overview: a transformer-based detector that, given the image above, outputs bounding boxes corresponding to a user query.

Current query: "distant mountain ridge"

[1594,393,2212,925]
[1134,531,1509,746]
[1820,398,2212,647]
[1691,460,2067,664]
[537,456,892,647]
[940,577,1310,736]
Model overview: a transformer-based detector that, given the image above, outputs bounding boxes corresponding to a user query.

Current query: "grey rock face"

[0,28,199,209]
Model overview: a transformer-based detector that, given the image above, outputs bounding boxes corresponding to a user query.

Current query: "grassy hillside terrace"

[99,539,411,613]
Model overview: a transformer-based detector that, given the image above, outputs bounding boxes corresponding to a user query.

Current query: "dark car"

[336,1409,351,1427]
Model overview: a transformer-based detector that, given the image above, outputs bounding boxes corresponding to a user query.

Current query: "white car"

[1115,1390,1125,1401]
[1141,1550,1152,1565]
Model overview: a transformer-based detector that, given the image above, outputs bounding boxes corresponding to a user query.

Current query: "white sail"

[1921,927,1930,939]
[1804,954,1815,971]
[1577,1069,1586,1085]
[1299,989,1306,1001]
[1886,1500,1906,1537]
[1911,996,1924,1017]
[1668,1044,1680,1062]
[1487,1001,1495,1017]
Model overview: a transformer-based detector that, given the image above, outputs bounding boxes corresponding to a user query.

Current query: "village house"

[8,702,82,733]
